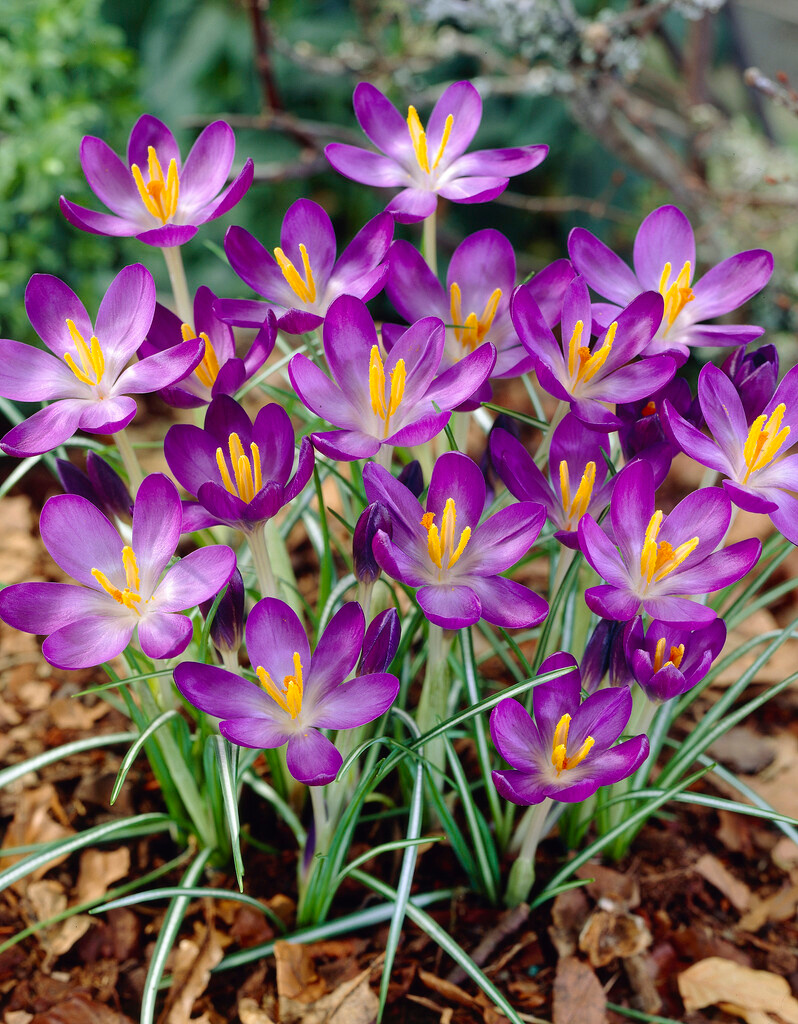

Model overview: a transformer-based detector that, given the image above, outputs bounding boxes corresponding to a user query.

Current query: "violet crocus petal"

[426,451,485,530]
[43,615,135,670]
[417,584,481,630]
[118,338,205,395]
[164,423,219,496]
[697,364,747,463]
[95,264,156,366]
[526,259,576,328]
[767,492,798,546]
[311,430,381,462]
[491,429,557,514]
[436,176,509,204]
[127,114,179,170]
[386,240,445,324]
[352,82,414,161]
[767,365,798,432]
[286,729,343,786]
[569,398,621,431]
[247,481,284,522]
[657,538,761,597]
[0,339,78,401]
[568,686,632,750]
[25,274,92,357]
[490,697,543,771]
[308,602,364,699]
[220,717,293,749]
[40,492,123,587]
[643,662,691,703]
[246,597,312,681]
[447,228,516,313]
[633,206,695,291]
[135,224,198,247]
[252,403,296,484]
[1,400,86,457]
[363,461,426,552]
[641,595,717,625]
[551,736,650,802]
[178,121,235,210]
[313,673,399,729]
[59,198,141,238]
[429,81,482,162]
[155,546,236,612]
[567,227,640,306]
[0,582,110,635]
[423,343,496,409]
[584,585,641,621]
[466,576,548,629]
[371,533,428,587]
[492,767,549,805]
[324,143,408,188]
[577,516,629,588]
[79,136,142,218]
[212,359,245,399]
[597,356,675,405]
[284,438,315,503]
[723,480,779,514]
[532,659,582,750]
[280,199,337,288]
[131,474,181,594]
[537,651,582,696]
[205,392,254,445]
[447,145,548,179]
[180,502,223,533]
[223,225,293,305]
[198,160,255,224]
[331,212,394,292]
[658,486,730,562]
[609,462,656,568]
[384,316,446,409]
[460,503,545,575]
[76,396,137,435]
[385,188,439,224]
[173,662,278,720]
[196,483,248,526]
[511,289,567,386]
[690,250,774,321]
[680,324,765,351]
[320,293,378,402]
[661,402,732,475]
[137,612,193,660]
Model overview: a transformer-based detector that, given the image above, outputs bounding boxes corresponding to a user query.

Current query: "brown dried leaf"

[576,863,639,911]
[678,957,798,1023]
[1,785,74,892]
[279,958,378,1024]
[75,847,130,905]
[418,969,477,1008]
[274,942,327,1007]
[694,853,752,912]
[29,993,135,1024]
[738,884,798,932]
[237,998,276,1024]
[549,888,590,957]
[552,956,607,1024]
[163,925,224,1024]
[717,608,798,687]
[578,910,651,967]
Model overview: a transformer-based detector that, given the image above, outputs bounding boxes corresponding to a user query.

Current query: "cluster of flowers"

[0,81,785,850]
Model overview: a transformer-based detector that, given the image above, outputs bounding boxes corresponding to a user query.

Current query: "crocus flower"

[0,266,203,457]
[580,619,628,695]
[662,363,798,544]
[358,608,401,675]
[0,474,236,669]
[56,452,133,523]
[624,615,726,704]
[616,377,701,461]
[288,295,495,461]
[138,287,275,407]
[577,461,761,624]
[215,199,393,334]
[384,231,574,383]
[513,276,675,430]
[490,652,649,805]
[354,502,392,584]
[721,343,779,426]
[199,567,245,658]
[60,116,254,247]
[173,599,400,786]
[568,205,773,361]
[164,395,313,534]
[325,81,548,223]
[363,450,548,630]
[490,413,669,549]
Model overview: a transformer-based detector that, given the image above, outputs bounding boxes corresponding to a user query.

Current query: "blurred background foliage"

[1,0,797,350]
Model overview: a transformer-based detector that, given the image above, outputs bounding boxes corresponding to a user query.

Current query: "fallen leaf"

[75,847,130,905]
[678,957,798,1023]
[578,909,652,967]
[552,956,607,1024]
[5,1012,34,1024]
[237,998,276,1024]
[694,853,752,912]
[773,838,798,871]
[738,884,798,932]
[48,697,109,731]
[549,888,590,957]
[717,607,798,687]
[418,969,477,1008]
[1,785,74,892]
[29,993,135,1024]
[576,863,639,911]
[708,727,777,775]
[274,942,327,1007]
[163,924,224,1024]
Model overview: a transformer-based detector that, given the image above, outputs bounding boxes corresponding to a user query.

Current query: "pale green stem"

[162,245,193,325]
[550,545,576,597]
[297,784,331,921]
[452,409,470,452]
[416,624,454,781]
[505,797,553,906]
[247,523,277,599]
[221,649,240,674]
[422,209,437,277]
[375,444,393,470]
[112,428,143,494]
[605,686,658,853]
[534,401,567,468]
[265,518,304,619]
[357,580,374,624]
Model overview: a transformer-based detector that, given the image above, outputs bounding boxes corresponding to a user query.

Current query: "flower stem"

[416,623,454,781]
[452,410,470,453]
[297,784,330,923]
[422,209,437,277]
[504,797,553,906]
[534,400,567,469]
[375,444,393,470]
[247,523,278,599]
[162,245,193,325]
[112,428,144,494]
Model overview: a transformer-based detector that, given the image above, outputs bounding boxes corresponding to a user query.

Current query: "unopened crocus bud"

[358,608,400,675]
[199,567,245,656]
[721,343,778,426]
[397,460,424,498]
[354,501,392,584]
[481,413,521,503]
[581,618,628,694]
[56,453,133,522]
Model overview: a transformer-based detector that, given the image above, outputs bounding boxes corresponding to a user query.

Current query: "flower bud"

[358,608,401,675]
[581,618,628,694]
[397,460,424,498]
[482,413,521,503]
[353,502,392,584]
[56,453,133,522]
[199,567,245,655]
[721,343,778,426]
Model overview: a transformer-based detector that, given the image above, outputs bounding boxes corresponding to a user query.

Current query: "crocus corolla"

[60,115,253,246]
[326,81,547,223]
[624,615,726,704]
[721,343,778,426]
[491,653,649,805]
[0,474,236,669]
[173,599,400,786]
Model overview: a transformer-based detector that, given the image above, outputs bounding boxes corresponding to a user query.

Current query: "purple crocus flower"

[60,116,253,247]
[363,451,548,630]
[164,395,313,534]
[577,461,761,624]
[568,205,774,361]
[288,295,495,461]
[490,414,669,549]
[721,343,779,426]
[616,377,702,462]
[0,266,203,457]
[215,199,393,334]
[56,452,133,523]
[354,502,393,584]
[513,276,675,430]
[173,599,400,786]
[490,653,649,805]
[580,619,629,695]
[624,615,727,704]
[199,567,245,658]
[384,231,574,383]
[662,363,798,544]
[325,81,548,223]
[0,474,236,669]
[138,287,275,408]
[358,608,401,675]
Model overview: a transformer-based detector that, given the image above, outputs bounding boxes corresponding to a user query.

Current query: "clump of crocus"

[56,452,133,524]
[663,363,798,544]
[0,266,204,457]
[326,81,548,223]
[139,287,275,407]
[216,199,393,334]
[513,276,675,430]
[624,615,727,703]
[568,205,773,361]
[288,295,495,462]
[578,461,761,623]
[173,599,400,786]
[60,115,254,246]
[0,474,236,669]
[616,378,702,461]
[363,450,548,630]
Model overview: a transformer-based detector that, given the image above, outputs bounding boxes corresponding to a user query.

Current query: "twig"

[494,190,632,223]
[247,0,282,113]
[445,902,530,985]
[744,67,798,119]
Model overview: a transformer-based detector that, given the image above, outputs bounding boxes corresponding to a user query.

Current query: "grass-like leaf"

[214,736,244,890]
[111,711,180,805]
[0,732,137,792]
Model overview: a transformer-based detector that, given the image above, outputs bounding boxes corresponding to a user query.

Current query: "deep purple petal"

[633,206,695,291]
[155,546,236,612]
[426,450,485,531]
[308,602,364,699]
[286,729,342,786]
[132,474,182,594]
[465,576,548,629]
[459,503,545,575]
[567,228,640,306]
[138,612,193,660]
[385,240,446,325]
[690,250,774,321]
[117,338,204,394]
[584,585,642,621]
[280,199,337,288]
[59,198,141,238]
[313,673,399,729]
[179,121,235,209]
[40,493,123,587]
[428,81,482,162]
[385,188,438,224]
[0,400,86,457]
[657,537,761,596]
[95,264,156,366]
[489,698,543,771]
[577,516,629,588]
[43,615,135,670]
[532,658,582,750]
[173,662,276,719]
[0,582,109,634]
[220,717,293,749]
[325,143,408,187]
[245,597,311,682]
[371,533,428,588]
[491,767,549,806]
[79,136,142,217]
[25,275,91,356]
[352,82,413,161]
[569,686,632,750]
[416,584,481,630]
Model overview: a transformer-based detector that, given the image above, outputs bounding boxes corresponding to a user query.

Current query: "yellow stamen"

[407,106,430,173]
[742,403,790,482]
[432,114,453,169]
[215,433,263,502]
[131,146,179,224]
[368,345,405,437]
[421,498,471,575]
[256,651,304,719]
[449,283,502,353]
[653,637,685,673]
[558,460,596,525]
[658,260,695,333]
[551,712,595,775]
[639,510,698,586]
[63,318,105,386]
[567,320,617,387]
[182,323,221,388]
[91,545,142,613]
[273,244,316,305]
